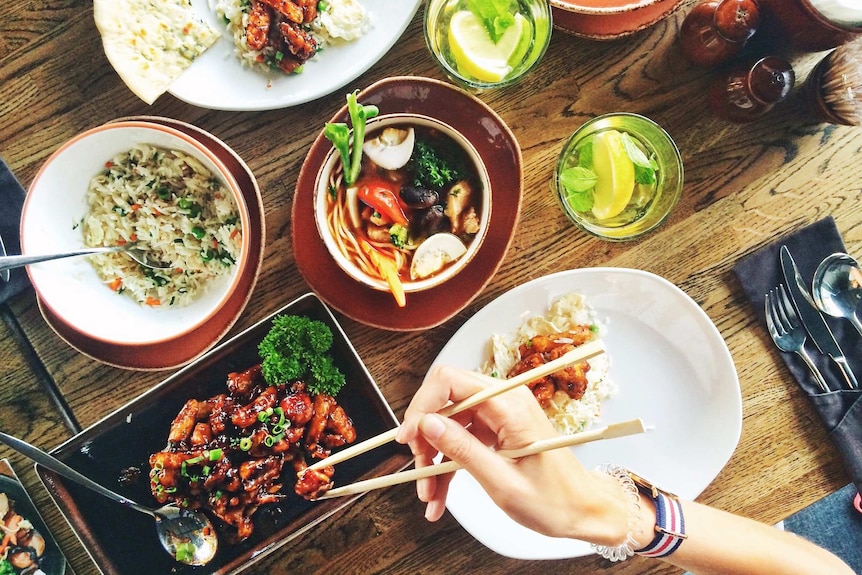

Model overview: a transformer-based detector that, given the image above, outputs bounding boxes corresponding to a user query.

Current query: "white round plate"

[169,0,422,111]
[429,268,742,560]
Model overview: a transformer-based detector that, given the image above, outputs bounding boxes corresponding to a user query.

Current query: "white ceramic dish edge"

[313,113,492,294]
[169,0,422,111]
[429,267,743,560]
[22,121,249,346]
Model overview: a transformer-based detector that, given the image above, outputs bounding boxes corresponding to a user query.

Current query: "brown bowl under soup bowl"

[314,113,491,307]
[551,0,685,39]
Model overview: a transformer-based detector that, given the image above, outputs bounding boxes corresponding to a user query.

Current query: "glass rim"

[554,112,684,241]
[423,0,554,91]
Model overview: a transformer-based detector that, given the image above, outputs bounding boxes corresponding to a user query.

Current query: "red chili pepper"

[357,182,408,226]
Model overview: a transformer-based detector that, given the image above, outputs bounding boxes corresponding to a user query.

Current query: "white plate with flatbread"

[429,268,743,560]
[96,0,421,111]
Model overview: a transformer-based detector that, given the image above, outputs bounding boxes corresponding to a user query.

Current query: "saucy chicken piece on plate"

[149,363,357,541]
[507,328,593,408]
[245,0,319,74]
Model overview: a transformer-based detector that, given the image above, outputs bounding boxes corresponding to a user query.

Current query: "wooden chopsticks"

[305,339,606,473]
[316,418,646,500]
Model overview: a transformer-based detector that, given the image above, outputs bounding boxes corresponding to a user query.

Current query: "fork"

[765,284,831,393]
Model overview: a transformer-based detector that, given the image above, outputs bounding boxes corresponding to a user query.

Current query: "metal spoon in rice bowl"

[0,241,171,272]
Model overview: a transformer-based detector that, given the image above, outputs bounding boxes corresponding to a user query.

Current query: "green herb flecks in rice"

[83,144,242,308]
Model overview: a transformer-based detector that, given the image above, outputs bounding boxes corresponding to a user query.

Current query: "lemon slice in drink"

[590,130,636,220]
[448,11,526,83]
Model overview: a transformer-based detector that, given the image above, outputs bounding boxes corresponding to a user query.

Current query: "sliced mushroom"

[399,186,438,209]
[410,233,467,280]
[443,180,475,235]
[362,127,415,171]
[411,205,445,237]
[8,547,37,569]
[17,529,45,558]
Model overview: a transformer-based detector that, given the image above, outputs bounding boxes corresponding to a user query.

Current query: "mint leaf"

[620,132,657,185]
[560,166,597,193]
[566,190,594,212]
[619,133,652,169]
[466,0,514,42]
[492,13,515,40]
[634,165,656,185]
[576,140,593,170]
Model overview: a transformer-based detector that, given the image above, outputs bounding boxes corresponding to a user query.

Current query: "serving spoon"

[0,431,218,566]
[812,252,862,335]
[0,242,171,272]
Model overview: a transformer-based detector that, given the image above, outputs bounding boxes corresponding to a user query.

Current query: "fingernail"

[419,413,446,440]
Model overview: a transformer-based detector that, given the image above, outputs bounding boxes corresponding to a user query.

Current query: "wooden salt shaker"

[708,56,795,122]
[679,0,761,67]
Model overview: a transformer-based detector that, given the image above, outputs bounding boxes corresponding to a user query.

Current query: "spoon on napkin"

[0,242,171,272]
[812,252,862,335]
[0,431,218,566]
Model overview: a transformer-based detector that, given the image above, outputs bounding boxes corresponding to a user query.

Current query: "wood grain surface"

[0,1,857,574]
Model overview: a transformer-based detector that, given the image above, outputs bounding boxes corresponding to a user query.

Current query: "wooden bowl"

[550,0,685,39]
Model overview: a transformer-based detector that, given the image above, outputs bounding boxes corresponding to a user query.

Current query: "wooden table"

[0,2,857,574]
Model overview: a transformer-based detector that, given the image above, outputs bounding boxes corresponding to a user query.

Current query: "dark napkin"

[734,216,862,495]
[0,157,32,303]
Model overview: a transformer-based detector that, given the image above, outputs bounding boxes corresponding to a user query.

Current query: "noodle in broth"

[325,123,483,289]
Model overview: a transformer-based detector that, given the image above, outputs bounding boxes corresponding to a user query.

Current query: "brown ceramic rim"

[551,0,684,38]
[39,117,266,370]
[292,75,523,331]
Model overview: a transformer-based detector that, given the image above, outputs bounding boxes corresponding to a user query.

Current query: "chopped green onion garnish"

[175,541,197,563]
[239,437,252,451]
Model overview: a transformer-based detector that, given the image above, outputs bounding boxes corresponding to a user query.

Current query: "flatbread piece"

[94,0,221,104]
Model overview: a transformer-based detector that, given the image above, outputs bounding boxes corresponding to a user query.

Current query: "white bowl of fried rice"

[21,120,251,346]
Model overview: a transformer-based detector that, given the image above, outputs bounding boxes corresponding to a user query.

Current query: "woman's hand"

[395,364,630,545]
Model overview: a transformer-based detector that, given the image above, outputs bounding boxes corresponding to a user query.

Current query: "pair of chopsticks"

[305,338,608,474]
[317,417,646,500]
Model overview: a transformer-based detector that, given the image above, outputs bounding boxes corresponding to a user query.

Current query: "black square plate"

[36,293,411,575]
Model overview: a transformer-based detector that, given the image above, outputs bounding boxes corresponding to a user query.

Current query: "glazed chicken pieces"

[507,327,593,408]
[149,364,356,541]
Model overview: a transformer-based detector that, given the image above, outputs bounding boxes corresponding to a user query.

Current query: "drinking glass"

[552,113,684,241]
[424,0,552,91]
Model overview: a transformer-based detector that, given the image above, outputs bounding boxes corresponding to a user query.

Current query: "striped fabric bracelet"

[635,489,687,558]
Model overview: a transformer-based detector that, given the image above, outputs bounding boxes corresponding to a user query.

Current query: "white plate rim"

[168,0,422,111]
[429,267,743,560]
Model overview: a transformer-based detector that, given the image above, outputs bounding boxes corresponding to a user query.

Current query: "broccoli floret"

[258,314,346,396]
[389,223,409,248]
[412,139,465,190]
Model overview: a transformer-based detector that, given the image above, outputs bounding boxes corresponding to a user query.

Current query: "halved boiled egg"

[410,232,467,280]
[363,127,415,171]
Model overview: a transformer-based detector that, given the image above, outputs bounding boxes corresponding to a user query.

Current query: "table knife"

[780,245,859,389]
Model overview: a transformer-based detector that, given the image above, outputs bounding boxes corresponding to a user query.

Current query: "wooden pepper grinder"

[708,56,795,122]
[679,0,761,67]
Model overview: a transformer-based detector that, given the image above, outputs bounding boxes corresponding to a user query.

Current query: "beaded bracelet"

[592,465,688,562]
[591,464,643,562]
